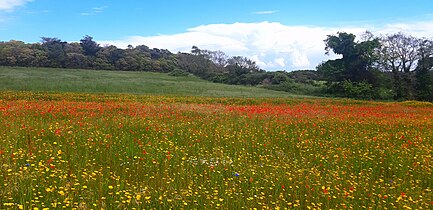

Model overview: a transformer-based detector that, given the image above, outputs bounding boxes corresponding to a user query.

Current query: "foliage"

[415,56,433,101]
[80,35,101,57]
[318,32,382,98]
[319,31,433,101]
[323,32,380,83]
[340,80,373,99]
[168,69,191,77]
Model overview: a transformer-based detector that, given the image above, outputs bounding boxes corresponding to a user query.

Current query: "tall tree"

[80,35,101,57]
[318,32,381,98]
[41,37,67,67]
[415,39,433,101]
[322,32,380,83]
[378,32,421,99]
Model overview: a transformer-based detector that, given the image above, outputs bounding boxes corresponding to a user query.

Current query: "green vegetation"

[0,66,294,98]
[1,32,432,101]
[318,32,433,101]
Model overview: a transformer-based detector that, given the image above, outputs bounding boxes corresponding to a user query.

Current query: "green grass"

[0,66,295,98]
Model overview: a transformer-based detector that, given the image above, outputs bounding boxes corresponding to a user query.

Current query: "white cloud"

[253,10,279,15]
[0,0,33,11]
[100,20,433,71]
[80,6,108,16]
[274,58,286,67]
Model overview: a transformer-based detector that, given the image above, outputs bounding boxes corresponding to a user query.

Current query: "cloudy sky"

[1,0,433,71]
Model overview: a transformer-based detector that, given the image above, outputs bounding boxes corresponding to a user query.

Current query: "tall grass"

[0,66,294,98]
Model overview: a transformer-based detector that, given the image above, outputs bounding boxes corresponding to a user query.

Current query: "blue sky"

[1,0,433,70]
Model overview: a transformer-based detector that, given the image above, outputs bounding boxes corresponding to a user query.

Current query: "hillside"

[0,66,295,98]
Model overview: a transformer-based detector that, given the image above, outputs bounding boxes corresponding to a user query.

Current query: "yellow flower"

[108,185,113,190]
[136,194,141,200]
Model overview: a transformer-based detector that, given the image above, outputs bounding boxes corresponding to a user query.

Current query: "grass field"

[0,66,294,98]
[0,91,432,209]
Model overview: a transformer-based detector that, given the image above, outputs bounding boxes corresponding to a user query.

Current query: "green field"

[0,66,295,98]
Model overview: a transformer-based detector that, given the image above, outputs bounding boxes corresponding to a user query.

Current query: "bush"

[341,80,373,99]
[168,69,191,77]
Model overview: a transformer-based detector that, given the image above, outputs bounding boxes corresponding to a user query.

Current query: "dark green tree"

[322,32,380,83]
[415,39,433,101]
[80,35,101,57]
[318,32,381,98]
[41,37,67,67]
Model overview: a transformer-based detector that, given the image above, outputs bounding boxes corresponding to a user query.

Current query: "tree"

[208,50,228,68]
[64,53,89,69]
[191,46,201,55]
[0,40,38,67]
[325,32,357,57]
[415,39,433,101]
[378,32,422,99]
[318,32,381,98]
[323,32,380,83]
[177,52,217,79]
[80,35,101,57]
[41,37,67,67]
[29,43,49,67]
[227,56,260,72]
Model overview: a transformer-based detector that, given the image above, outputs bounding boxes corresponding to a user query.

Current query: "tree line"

[1,32,432,101]
[0,36,288,85]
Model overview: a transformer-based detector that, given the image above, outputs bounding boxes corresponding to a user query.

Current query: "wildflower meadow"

[0,92,432,209]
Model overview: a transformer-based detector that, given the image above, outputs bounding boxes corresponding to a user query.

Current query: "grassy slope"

[0,66,294,98]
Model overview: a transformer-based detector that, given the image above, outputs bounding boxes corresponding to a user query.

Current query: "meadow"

[0,67,293,98]
[0,91,432,209]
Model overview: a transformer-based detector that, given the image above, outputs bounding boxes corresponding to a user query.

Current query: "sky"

[1,0,433,71]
